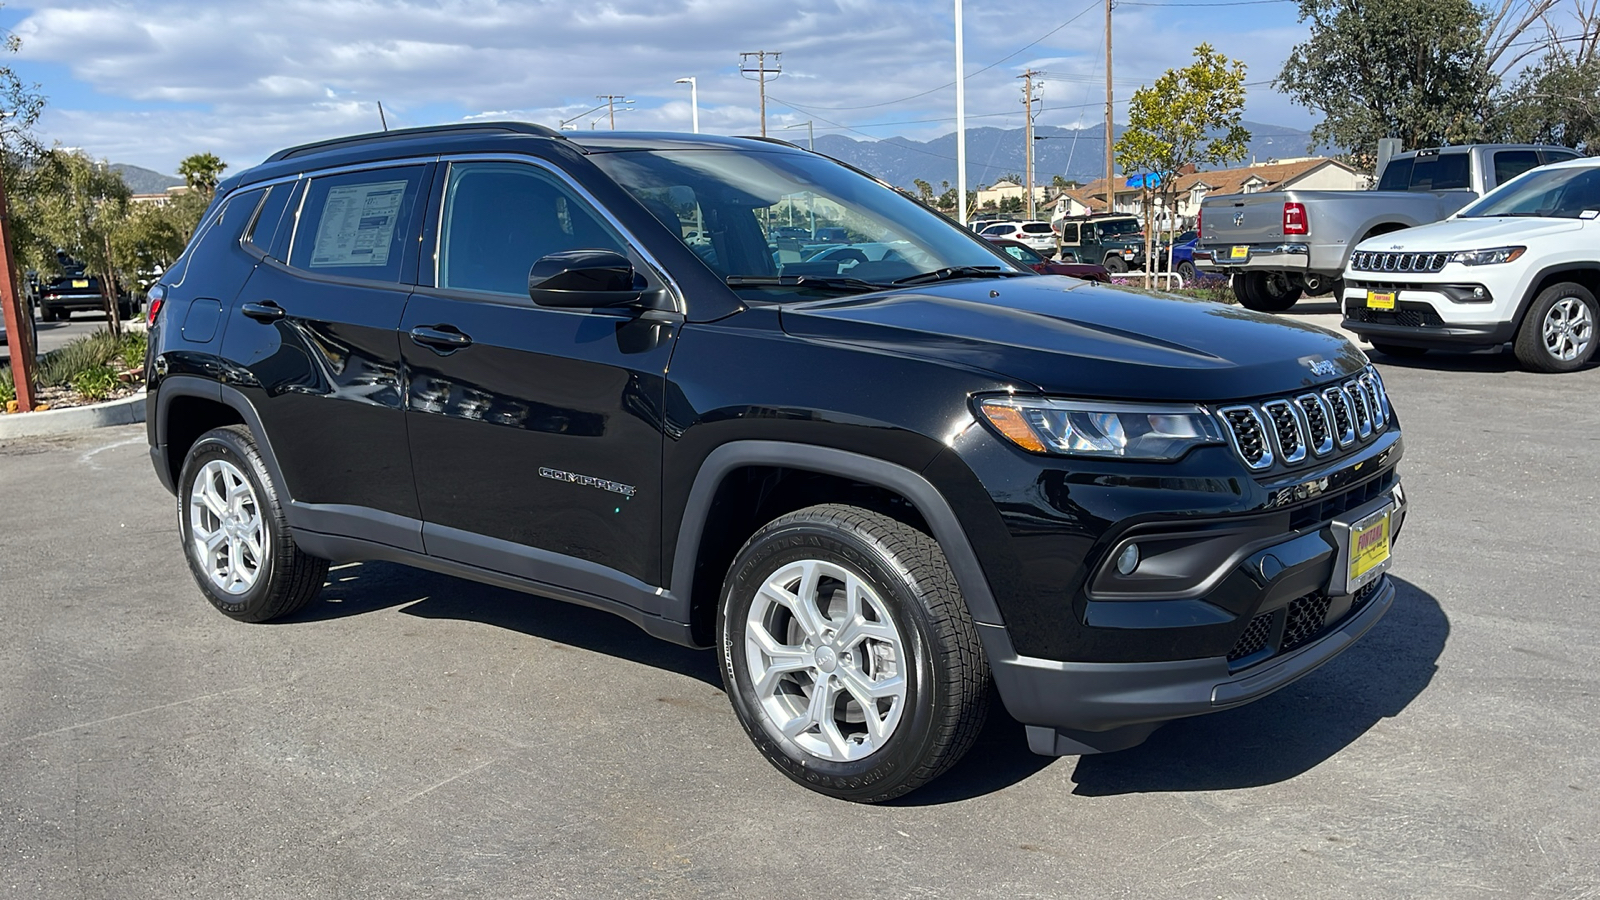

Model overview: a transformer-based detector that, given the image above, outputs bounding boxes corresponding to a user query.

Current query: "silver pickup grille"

[1350,251,1449,274]
[1218,366,1390,471]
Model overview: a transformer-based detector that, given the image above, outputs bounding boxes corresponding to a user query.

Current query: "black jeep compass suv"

[146,123,1406,801]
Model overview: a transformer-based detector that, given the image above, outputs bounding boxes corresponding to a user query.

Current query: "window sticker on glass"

[309,180,407,268]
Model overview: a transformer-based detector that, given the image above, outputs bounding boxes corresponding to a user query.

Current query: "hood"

[778,276,1369,402]
[1358,216,1584,251]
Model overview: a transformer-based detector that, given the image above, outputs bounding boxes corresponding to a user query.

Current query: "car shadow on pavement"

[287,560,724,688]
[1067,576,1446,796]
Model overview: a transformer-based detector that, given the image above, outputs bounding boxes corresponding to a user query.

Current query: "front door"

[400,159,681,595]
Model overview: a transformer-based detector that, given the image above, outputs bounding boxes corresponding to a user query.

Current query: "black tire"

[1514,282,1598,373]
[1176,260,1197,284]
[1371,343,1429,359]
[1103,255,1129,273]
[177,425,328,622]
[717,504,990,802]
[39,305,57,323]
[1236,271,1303,312]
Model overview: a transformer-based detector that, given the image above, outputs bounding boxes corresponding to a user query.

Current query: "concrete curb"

[0,391,146,439]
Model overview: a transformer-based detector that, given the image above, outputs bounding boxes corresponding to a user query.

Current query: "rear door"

[400,157,681,591]
[220,162,433,548]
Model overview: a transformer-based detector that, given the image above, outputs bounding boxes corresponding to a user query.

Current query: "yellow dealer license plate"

[1348,506,1393,590]
[71,279,89,288]
[1367,290,1396,309]
[1229,246,1249,260]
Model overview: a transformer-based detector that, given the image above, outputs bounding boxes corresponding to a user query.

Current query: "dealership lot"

[2,351,1596,899]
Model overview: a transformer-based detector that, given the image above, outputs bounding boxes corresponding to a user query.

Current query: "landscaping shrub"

[70,365,120,402]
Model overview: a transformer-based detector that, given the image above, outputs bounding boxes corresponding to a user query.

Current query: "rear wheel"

[39,304,58,323]
[1514,283,1597,373]
[178,425,328,622]
[718,504,990,802]
[1236,271,1303,312]
[1175,260,1197,285]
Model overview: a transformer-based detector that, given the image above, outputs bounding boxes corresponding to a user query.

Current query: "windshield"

[590,149,1025,298]
[1457,165,1600,219]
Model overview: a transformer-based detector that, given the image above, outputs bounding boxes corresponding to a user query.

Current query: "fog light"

[1116,543,1140,575]
[1473,286,1486,299]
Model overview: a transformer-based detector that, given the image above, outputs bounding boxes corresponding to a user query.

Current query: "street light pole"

[674,77,699,133]
[784,120,813,150]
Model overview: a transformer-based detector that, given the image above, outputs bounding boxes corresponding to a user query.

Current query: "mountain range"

[809,120,1329,191]
[110,163,184,195]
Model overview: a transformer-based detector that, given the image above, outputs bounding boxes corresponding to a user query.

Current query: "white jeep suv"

[1341,156,1600,372]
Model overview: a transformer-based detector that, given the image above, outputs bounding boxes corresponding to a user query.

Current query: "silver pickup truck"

[1194,144,1582,311]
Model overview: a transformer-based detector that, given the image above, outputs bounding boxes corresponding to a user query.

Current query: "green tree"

[1116,43,1251,281]
[1276,0,1493,164]
[14,150,134,337]
[1491,11,1600,151]
[913,177,934,205]
[177,152,227,196]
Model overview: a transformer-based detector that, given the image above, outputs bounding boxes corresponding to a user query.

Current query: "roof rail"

[265,121,564,162]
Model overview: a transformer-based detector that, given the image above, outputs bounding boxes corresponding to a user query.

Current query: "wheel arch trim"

[154,376,290,506]
[668,440,1006,630]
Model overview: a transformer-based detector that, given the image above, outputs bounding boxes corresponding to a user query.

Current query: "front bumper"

[984,483,1407,755]
[1340,280,1518,348]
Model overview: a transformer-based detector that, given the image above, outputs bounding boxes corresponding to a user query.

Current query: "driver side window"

[437,162,628,297]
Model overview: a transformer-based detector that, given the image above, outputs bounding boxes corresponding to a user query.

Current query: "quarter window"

[437,162,629,297]
[1059,223,1079,243]
[244,183,295,259]
[288,165,426,283]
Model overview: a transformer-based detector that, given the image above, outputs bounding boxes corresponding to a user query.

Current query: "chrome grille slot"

[1296,393,1334,456]
[1323,387,1356,446]
[1219,406,1273,470]
[1359,373,1386,430]
[1346,381,1373,438]
[1261,400,1306,464]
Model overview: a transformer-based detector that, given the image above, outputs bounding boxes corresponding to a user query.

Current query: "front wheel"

[1103,255,1129,273]
[718,505,990,802]
[178,425,328,622]
[1514,283,1597,373]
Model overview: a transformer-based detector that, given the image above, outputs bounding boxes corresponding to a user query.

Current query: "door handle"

[409,325,473,350]
[240,301,285,322]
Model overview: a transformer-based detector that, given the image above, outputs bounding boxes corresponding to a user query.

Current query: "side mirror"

[527,249,644,308]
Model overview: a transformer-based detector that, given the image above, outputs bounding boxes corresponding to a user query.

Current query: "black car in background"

[38,258,135,322]
[145,123,1407,802]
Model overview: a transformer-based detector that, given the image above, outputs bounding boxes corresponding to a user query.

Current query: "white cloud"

[12,0,1317,174]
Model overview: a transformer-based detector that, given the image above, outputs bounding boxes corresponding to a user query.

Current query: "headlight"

[1449,246,1525,266]
[976,396,1224,459]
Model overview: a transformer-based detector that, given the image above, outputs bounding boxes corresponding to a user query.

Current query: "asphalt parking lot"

[2,340,1597,898]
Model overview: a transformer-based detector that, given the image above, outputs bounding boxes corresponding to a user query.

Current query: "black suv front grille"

[1217,366,1389,471]
[1228,613,1274,662]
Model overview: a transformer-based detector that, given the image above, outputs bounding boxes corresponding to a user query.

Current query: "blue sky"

[1,0,1318,176]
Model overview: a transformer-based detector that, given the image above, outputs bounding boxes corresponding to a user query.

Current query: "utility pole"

[1104,0,1115,214]
[739,50,783,137]
[1020,70,1041,220]
[0,170,38,413]
[955,0,968,228]
[597,95,632,129]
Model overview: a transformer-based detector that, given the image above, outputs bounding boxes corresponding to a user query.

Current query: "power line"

[788,0,1101,111]
[1119,0,1291,5]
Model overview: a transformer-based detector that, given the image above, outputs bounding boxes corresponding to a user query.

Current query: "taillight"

[146,284,166,325]
[1197,207,1203,238]
[1283,202,1308,235]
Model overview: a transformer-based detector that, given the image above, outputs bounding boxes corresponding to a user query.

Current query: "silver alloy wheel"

[1542,296,1594,362]
[744,559,908,762]
[188,458,265,595]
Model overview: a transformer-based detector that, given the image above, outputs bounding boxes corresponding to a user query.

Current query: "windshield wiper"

[890,266,1028,286]
[725,274,890,293]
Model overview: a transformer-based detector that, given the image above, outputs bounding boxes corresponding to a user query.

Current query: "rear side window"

[288,165,427,283]
[243,183,295,259]
[1059,222,1079,243]
[1542,148,1581,165]
[437,161,629,297]
[981,224,1010,235]
[1407,153,1470,190]
[1377,156,1414,191]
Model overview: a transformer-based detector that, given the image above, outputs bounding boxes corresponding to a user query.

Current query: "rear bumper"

[41,292,116,311]
[1195,243,1310,272]
[987,574,1396,755]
